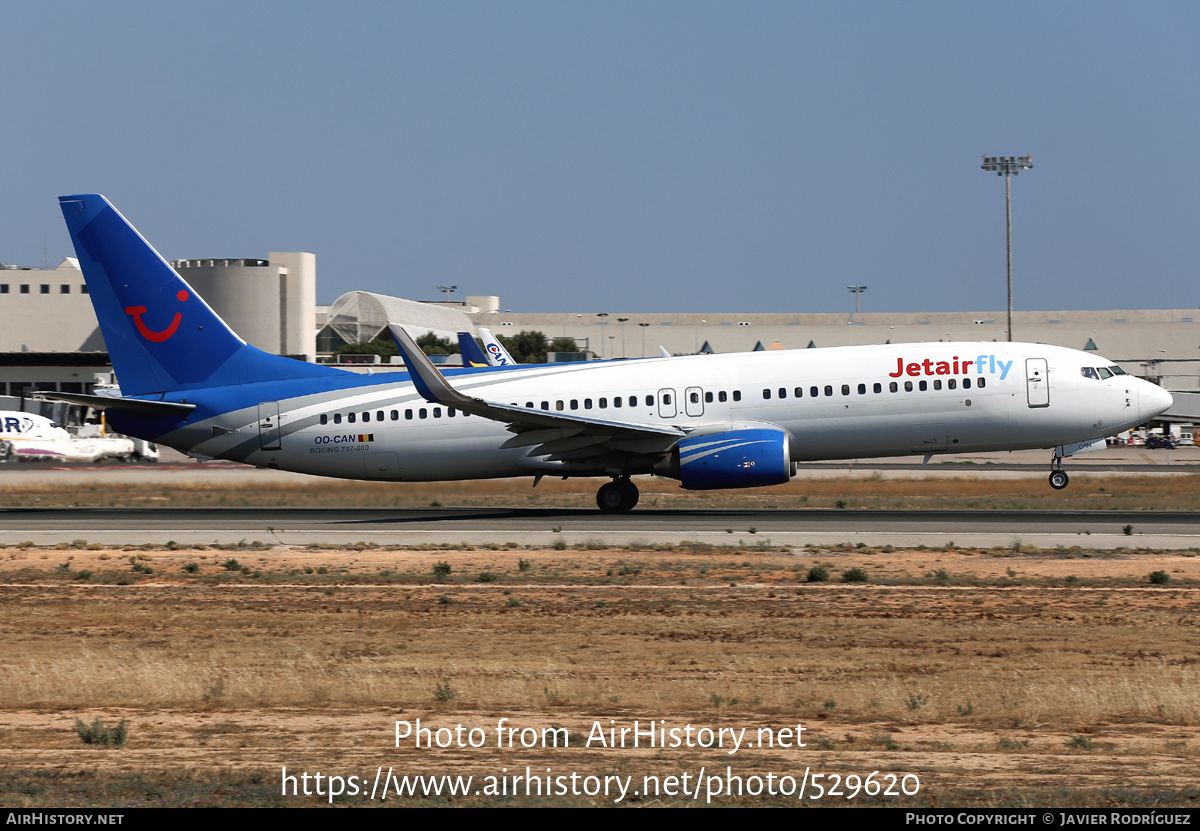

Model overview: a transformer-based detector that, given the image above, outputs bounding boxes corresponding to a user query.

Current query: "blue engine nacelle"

[669,427,794,490]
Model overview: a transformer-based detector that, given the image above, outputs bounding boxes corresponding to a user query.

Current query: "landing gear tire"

[596,479,639,513]
[1049,470,1069,490]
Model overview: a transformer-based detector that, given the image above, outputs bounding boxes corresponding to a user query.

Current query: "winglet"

[388,324,476,409]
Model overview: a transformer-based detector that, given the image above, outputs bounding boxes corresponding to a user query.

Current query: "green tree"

[415,332,459,355]
[332,335,397,359]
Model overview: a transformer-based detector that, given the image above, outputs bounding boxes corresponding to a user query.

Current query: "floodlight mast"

[980,155,1033,342]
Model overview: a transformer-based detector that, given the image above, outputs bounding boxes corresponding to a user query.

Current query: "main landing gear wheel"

[596,479,639,513]
[1049,470,1070,490]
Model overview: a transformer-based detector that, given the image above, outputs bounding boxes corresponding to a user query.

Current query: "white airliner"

[50,194,1172,512]
[0,411,142,464]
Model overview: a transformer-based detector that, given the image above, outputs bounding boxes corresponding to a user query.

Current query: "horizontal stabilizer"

[35,392,196,419]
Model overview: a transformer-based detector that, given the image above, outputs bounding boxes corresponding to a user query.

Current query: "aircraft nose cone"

[1141,382,1173,420]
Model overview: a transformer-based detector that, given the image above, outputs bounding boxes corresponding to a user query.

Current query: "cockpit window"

[1081,367,1099,380]
[1097,366,1114,380]
[1109,366,1127,376]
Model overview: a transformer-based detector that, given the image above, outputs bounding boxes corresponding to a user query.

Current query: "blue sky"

[3,1,1197,313]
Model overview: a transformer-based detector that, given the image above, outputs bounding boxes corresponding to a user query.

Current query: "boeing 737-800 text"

[49,194,1172,512]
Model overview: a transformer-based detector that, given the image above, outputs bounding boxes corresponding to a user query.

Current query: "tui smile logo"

[126,290,189,342]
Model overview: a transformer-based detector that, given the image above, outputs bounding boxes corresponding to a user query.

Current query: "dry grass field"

[2,523,1200,807]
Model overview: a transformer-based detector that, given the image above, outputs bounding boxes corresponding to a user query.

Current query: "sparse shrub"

[835,500,847,509]
[182,562,199,574]
[432,562,452,579]
[438,595,450,605]
[433,681,455,702]
[517,559,531,572]
[841,568,868,583]
[476,572,497,583]
[1123,524,1134,536]
[905,692,930,711]
[506,598,522,607]
[996,737,1028,751]
[552,538,568,551]
[1149,570,1171,585]
[222,558,242,571]
[806,566,829,583]
[75,717,128,748]
[1066,735,1096,751]
[957,702,974,716]
[932,569,948,582]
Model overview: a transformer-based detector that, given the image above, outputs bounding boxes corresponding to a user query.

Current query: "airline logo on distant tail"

[126,290,189,342]
[486,343,510,365]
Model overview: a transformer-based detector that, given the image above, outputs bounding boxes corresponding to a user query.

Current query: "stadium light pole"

[436,285,458,303]
[980,155,1033,341]
[847,285,868,316]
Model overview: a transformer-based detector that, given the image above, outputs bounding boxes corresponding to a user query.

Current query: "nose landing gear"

[596,477,640,513]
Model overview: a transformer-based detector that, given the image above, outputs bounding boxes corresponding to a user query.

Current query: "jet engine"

[657,426,795,490]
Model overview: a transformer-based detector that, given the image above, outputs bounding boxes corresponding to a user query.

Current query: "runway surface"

[2,506,1197,548]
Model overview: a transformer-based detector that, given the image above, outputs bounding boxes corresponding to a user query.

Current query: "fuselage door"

[685,386,704,418]
[1026,358,1050,408]
[658,388,677,419]
[257,401,282,450]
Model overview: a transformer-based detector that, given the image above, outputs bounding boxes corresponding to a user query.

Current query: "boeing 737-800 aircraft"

[50,194,1172,512]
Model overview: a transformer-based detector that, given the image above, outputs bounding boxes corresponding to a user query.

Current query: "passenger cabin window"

[963,378,972,389]
[718,391,727,402]
[873,383,882,393]
[841,384,850,395]
[978,378,986,388]
[763,389,771,400]
[348,413,356,423]
[732,390,741,402]
[334,413,342,424]
[320,414,328,425]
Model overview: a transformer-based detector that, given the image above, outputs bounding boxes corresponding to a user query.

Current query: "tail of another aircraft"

[59,194,342,397]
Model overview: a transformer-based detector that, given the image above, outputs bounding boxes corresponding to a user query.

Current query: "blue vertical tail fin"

[59,194,341,396]
[457,332,491,367]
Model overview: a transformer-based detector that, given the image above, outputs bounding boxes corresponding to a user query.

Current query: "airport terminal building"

[2,254,1197,422]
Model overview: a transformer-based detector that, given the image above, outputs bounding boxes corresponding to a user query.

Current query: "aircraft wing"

[389,324,684,462]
